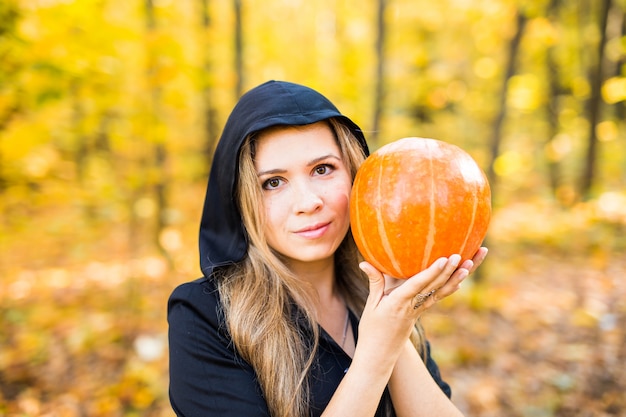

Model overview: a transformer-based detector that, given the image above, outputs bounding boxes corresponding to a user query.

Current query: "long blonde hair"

[216,118,425,417]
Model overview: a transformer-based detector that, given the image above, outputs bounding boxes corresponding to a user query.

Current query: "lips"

[294,222,330,239]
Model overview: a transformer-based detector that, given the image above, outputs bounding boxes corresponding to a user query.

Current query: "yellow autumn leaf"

[602,76,626,104]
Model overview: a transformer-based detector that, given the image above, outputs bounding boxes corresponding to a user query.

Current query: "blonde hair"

[216,118,425,417]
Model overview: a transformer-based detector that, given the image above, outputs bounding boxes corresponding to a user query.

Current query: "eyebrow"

[256,154,341,177]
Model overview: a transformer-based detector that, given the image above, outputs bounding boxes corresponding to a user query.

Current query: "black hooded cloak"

[168,81,451,417]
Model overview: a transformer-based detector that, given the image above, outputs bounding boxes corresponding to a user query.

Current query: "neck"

[287,257,338,305]
[287,257,353,354]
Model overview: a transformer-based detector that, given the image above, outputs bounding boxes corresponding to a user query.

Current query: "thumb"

[359,261,385,303]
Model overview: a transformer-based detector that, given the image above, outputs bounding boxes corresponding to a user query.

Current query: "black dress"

[168,277,451,417]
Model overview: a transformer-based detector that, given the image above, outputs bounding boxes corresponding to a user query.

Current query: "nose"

[292,180,323,214]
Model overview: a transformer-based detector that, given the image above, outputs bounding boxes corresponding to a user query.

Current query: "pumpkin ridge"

[351,176,376,267]
[376,153,402,276]
[421,144,437,271]
[458,188,478,257]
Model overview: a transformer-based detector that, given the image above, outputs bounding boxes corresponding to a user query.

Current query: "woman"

[168,80,487,417]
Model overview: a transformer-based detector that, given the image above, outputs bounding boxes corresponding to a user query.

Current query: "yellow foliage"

[596,120,619,142]
[493,150,533,177]
[545,133,573,162]
[572,76,591,98]
[473,57,499,79]
[602,76,626,104]
[507,74,543,111]
[526,17,559,46]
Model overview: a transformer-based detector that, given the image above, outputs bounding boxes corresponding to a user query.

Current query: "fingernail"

[438,258,448,269]
[450,254,461,267]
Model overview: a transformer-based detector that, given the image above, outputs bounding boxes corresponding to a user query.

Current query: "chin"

[283,249,336,265]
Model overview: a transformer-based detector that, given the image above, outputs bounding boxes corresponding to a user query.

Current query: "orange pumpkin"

[350,137,491,278]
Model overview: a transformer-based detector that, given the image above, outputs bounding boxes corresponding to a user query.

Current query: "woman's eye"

[263,178,282,189]
[314,164,333,175]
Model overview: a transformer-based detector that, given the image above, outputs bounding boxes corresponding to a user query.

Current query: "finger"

[468,247,488,274]
[413,254,474,310]
[359,262,386,306]
[431,267,469,301]
[459,247,487,272]
[400,255,460,304]
[459,259,473,271]
[424,254,462,293]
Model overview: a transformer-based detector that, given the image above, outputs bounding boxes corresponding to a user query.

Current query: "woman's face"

[254,121,352,268]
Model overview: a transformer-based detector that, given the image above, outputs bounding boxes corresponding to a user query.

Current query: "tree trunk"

[610,4,625,120]
[545,0,563,201]
[579,0,611,199]
[0,2,22,194]
[145,0,172,262]
[476,9,526,284]
[485,10,528,192]
[371,0,387,146]
[615,9,626,120]
[234,0,244,97]
[199,0,219,173]
[0,104,20,193]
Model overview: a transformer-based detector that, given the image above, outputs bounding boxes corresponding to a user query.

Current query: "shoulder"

[168,277,219,308]
[167,277,225,334]
[167,278,270,416]
[167,276,236,364]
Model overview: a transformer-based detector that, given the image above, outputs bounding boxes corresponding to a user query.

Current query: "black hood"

[199,80,369,276]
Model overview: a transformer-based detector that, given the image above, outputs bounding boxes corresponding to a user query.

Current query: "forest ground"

[429,247,626,417]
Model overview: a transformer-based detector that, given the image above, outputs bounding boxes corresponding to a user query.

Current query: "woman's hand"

[356,247,488,359]
[382,246,488,310]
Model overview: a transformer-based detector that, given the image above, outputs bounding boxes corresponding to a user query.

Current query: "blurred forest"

[1,0,625,416]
